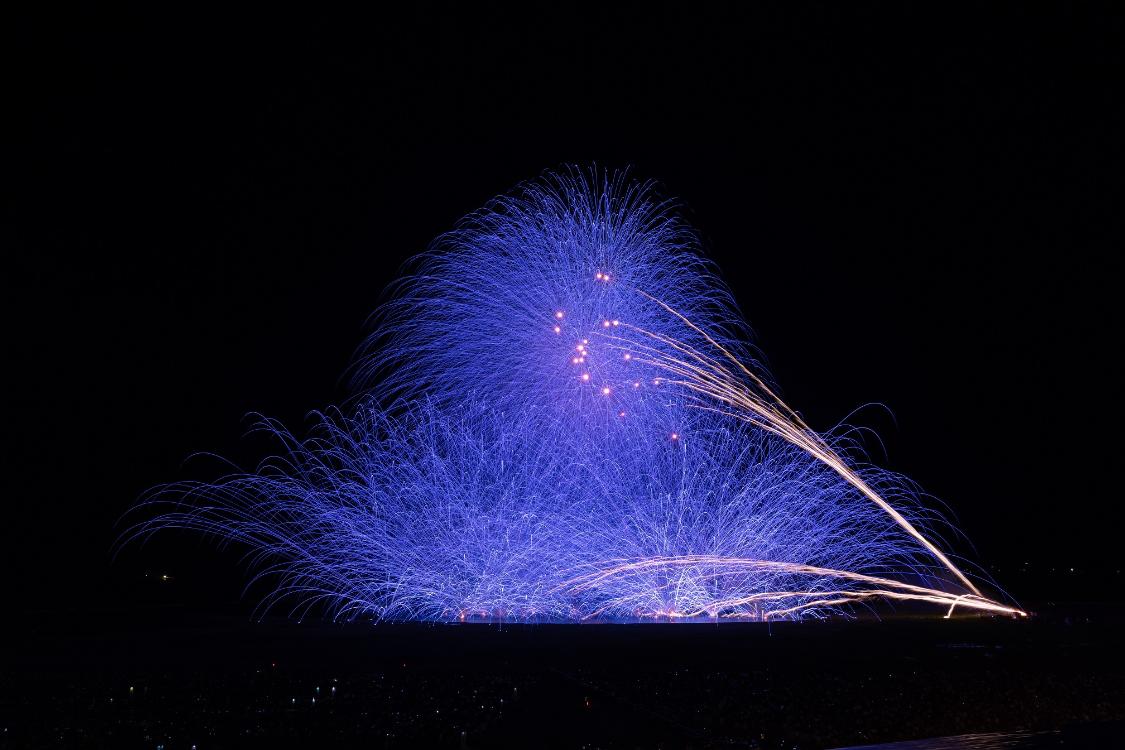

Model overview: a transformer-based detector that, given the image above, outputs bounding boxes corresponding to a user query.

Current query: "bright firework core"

[128,169,1024,623]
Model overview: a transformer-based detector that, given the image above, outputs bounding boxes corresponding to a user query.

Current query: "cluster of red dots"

[549,271,680,442]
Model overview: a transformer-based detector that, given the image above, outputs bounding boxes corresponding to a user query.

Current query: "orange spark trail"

[620,291,985,599]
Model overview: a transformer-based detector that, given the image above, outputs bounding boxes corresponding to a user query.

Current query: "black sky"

[7,5,1123,614]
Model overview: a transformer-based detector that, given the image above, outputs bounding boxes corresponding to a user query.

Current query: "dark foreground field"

[2,605,1122,749]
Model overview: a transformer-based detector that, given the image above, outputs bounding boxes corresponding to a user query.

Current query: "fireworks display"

[127,169,1024,622]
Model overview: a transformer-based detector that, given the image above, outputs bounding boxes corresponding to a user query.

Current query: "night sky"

[8,6,1122,616]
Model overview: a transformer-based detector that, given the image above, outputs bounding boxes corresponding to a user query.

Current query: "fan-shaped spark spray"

[126,168,1024,622]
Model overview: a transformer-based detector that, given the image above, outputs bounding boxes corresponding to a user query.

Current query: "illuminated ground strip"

[132,169,1024,623]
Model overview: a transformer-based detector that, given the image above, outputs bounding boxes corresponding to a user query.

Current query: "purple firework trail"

[125,168,1024,622]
